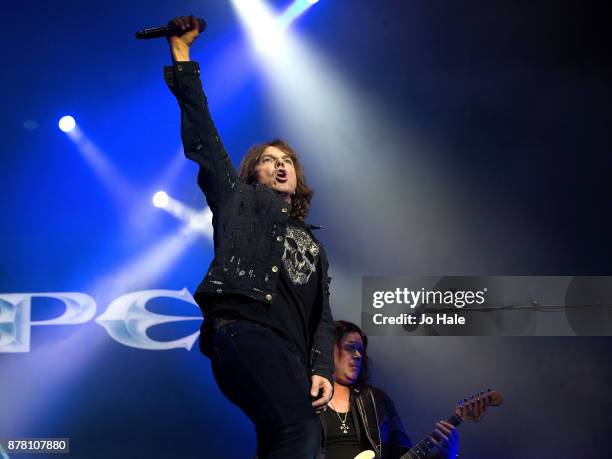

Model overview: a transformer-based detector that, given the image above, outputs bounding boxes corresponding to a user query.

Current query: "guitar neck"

[399,414,462,459]
[356,389,501,459]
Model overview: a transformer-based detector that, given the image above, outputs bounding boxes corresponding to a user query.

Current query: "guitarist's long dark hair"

[334,321,371,390]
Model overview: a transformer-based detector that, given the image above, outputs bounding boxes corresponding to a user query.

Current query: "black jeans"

[210,319,322,458]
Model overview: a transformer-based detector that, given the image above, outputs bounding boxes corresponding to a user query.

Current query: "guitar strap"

[354,387,383,457]
[368,388,383,456]
[349,390,363,444]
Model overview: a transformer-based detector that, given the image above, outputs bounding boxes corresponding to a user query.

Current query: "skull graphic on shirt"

[282,226,320,285]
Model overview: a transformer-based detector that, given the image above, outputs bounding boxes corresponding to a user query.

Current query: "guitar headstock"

[455,389,503,423]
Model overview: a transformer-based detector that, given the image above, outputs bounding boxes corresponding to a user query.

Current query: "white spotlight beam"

[153,192,213,239]
[90,229,200,303]
[230,0,286,54]
[231,1,500,273]
[278,0,318,29]
[64,126,136,207]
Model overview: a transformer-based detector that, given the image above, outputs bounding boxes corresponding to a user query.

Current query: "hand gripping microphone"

[135,18,206,39]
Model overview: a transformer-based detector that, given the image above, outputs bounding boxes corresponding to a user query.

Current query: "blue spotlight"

[58,115,76,132]
[278,0,319,29]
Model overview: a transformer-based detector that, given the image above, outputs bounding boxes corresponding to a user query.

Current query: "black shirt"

[324,407,370,459]
[270,219,321,364]
[203,219,320,365]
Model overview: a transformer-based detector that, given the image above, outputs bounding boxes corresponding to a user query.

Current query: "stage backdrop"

[2,1,611,458]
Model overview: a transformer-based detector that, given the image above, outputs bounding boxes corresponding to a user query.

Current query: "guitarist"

[322,321,459,459]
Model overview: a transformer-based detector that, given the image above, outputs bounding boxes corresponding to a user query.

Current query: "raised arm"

[164,15,238,215]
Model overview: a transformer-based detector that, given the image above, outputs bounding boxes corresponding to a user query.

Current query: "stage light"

[278,0,319,29]
[153,190,214,239]
[152,191,169,208]
[230,0,286,53]
[63,123,136,208]
[58,115,76,132]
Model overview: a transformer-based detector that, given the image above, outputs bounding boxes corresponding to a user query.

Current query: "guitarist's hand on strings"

[430,420,459,459]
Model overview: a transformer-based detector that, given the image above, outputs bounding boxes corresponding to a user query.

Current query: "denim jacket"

[164,61,334,382]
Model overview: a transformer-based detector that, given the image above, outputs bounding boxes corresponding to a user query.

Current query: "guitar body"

[351,390,503,459]
[354,451,376,459]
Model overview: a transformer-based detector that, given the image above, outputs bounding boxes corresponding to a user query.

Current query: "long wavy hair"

[334,320,371,389]
[238,139,313,221]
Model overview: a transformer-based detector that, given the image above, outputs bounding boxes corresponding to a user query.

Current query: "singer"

[163,15,335,458]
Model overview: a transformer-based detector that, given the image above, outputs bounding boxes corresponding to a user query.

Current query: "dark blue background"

[1,1,611,458]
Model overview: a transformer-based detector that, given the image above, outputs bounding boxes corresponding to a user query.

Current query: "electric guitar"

[354,389,503,459]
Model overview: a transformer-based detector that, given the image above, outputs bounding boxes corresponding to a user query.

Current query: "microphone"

[135,18,206,39]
